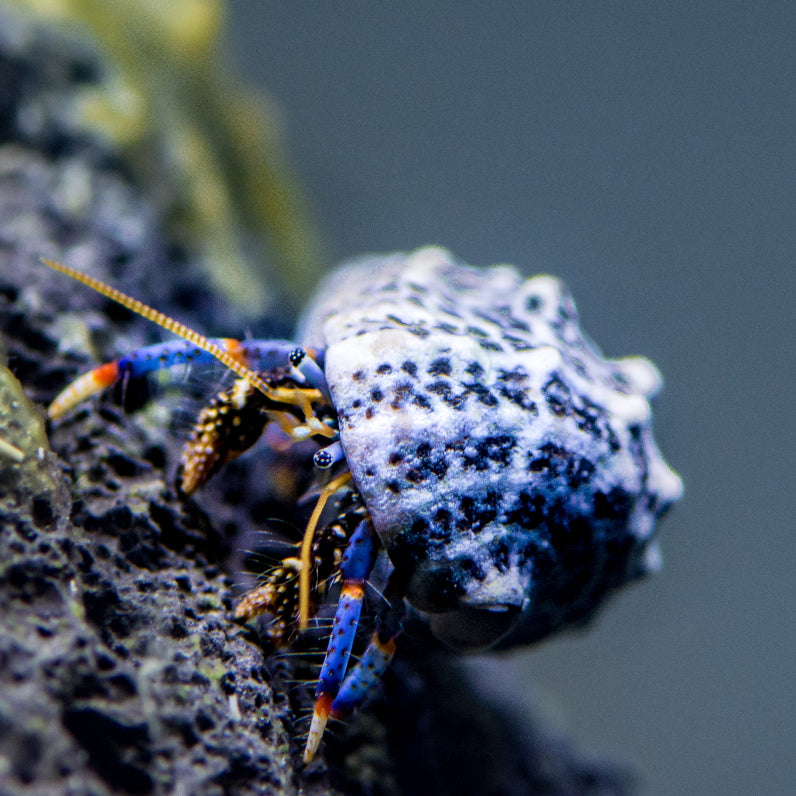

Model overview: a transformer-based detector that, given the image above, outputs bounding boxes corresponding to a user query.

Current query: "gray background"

[226,4,794,794]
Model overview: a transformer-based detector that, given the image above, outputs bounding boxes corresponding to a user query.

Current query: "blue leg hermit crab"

[43,246,682,763]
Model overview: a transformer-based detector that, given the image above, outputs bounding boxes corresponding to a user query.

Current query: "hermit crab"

[43,246,682,763]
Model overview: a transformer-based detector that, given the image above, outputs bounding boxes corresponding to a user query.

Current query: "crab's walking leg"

[303,518,379,764]
[48,339,298,419]
[235,488,367,647]
[329,572,405,722]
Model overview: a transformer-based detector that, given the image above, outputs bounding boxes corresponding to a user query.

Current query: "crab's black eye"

[313,440,344,470]
[289,347,306,367]
[314,449,334,468]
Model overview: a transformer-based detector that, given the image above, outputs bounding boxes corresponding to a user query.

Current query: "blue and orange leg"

[41,259,333,427]
[303,518,379,763]
[328,571,405,724]
[48,338,299,419]
[329,631,397,717]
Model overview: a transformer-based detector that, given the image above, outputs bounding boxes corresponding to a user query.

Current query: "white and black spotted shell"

[300,247,682,651]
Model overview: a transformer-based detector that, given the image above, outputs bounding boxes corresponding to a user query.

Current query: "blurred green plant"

[8,0,321,316]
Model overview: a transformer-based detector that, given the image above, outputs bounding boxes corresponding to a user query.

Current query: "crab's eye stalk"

[428,604,521,651]
[313,441,344,470]
[289,346,333,405]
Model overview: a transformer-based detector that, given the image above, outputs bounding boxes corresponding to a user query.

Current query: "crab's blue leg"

[330,632,397,717]
[304,518,379,764]
[48,339,297,419]
[329,571,405,721]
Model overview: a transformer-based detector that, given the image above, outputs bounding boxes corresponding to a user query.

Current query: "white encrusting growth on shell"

[300,246,682,649]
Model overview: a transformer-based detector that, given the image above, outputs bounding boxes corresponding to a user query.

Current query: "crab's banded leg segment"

[331,570,405,719]
[330,632,397,719]
[49,361,121,419]
[304,518,379,764]
[48,338,257,419]
[41,259,321,419]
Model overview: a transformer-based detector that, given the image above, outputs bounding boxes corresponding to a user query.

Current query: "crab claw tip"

[303,693,333,764]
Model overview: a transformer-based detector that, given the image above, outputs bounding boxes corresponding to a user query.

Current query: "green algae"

[0,360,69,519]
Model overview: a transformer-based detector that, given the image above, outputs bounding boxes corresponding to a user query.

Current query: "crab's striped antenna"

[41,258,327,427]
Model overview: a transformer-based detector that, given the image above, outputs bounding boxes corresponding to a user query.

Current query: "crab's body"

[44,247,682,763]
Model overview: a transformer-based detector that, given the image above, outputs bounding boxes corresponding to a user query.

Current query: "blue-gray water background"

[227,5,794,794]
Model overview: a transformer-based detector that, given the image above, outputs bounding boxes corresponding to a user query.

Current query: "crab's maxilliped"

[44,246,682,763]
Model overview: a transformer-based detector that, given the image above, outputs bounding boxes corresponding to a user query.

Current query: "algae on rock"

[0,362,67,521]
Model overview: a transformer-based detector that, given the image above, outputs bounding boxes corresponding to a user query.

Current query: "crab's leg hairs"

[48,338,298,419]
[303,518,379,764]
[234,489,367,648]
[330,571,405,721]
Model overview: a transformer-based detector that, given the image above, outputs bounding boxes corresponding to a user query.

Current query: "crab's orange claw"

[48,361,120,419]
